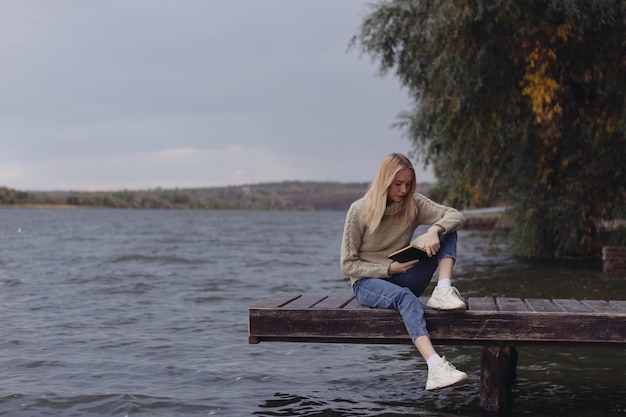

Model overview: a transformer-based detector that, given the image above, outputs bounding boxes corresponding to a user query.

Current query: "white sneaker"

[426,286,466,310]
[425,356,468,390]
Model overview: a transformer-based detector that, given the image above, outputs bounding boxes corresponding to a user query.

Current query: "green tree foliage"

[352,0,626,258]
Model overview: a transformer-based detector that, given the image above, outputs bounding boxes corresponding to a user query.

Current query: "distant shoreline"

[1,181,375,211]
[0,204,85,209]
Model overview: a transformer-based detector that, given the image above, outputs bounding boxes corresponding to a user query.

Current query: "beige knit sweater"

[340,193,465,285]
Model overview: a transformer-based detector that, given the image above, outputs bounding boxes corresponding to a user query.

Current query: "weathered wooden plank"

[314,294,354,308]
[497,298,530,311]
[284,294,328,308]
[581,300,617,313]
[249,294,305,343]
[251,293,302,308]
[553,299,595,313]
[609,300,626,311]
[249,306,626,345]
[469,297,498,311]
[249,306,410,343]
[343,297,367,309]
[430,312,626,345]
[525,298,564,312]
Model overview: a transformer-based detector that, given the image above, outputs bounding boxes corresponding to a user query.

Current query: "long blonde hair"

[363,153,417,232]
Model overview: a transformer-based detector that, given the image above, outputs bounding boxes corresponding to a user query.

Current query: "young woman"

[340,153,468,390]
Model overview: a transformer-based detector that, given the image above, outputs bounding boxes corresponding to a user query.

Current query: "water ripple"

[0,209,623,417]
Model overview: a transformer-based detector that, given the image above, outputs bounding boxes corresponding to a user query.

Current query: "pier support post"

[480,345,517,412]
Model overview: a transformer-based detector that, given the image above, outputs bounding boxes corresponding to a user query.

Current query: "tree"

[352,0,626,258]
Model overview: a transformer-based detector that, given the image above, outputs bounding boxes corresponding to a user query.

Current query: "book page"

[411,233,427,248]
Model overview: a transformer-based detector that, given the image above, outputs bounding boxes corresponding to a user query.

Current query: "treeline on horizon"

[0,182,428,211]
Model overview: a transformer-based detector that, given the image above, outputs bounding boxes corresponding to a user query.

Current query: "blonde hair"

[363,153,417,232]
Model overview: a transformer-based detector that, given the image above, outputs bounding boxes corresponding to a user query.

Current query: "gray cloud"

[0,0,433,191]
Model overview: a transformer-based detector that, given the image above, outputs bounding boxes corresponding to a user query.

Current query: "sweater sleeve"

[340,203,392,279]
[414,193,466,233]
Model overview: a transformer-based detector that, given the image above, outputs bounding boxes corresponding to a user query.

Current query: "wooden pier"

[249,294,626,412]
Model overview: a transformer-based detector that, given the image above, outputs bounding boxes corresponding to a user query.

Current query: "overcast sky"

[0,0,434,191]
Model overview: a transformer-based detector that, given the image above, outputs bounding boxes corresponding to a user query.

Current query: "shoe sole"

[425,376,469,391]
[426,304,467,311]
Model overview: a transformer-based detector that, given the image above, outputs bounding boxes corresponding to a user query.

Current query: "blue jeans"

[352,232,458,341]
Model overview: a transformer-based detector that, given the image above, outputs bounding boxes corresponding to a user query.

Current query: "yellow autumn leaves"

[519,25,570,124]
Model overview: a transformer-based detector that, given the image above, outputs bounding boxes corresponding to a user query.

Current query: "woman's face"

[387,168,413,203]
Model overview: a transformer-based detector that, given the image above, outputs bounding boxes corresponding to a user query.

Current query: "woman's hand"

[389,259,419,274]
[423,225,444,256]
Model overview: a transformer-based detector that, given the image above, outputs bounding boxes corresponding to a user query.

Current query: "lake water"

[0,208,624,416]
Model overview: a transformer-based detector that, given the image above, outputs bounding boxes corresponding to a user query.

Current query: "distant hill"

[240,181,370,210]
[0,182,434,211]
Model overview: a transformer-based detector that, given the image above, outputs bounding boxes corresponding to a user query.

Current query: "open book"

[388,233,430,262]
